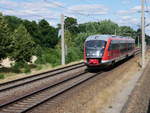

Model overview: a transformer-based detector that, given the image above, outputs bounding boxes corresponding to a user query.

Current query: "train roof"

[85,34,135,43]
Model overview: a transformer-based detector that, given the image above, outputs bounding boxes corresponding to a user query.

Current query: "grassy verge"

[0,74,5,79]
[0,60,83,83]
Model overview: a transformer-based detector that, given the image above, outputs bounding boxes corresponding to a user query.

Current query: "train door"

[108,42,113,59]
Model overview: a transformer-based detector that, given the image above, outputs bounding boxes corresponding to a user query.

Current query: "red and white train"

[84,35,135,67]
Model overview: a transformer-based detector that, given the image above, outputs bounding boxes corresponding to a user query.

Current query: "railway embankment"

[121,60,150,113]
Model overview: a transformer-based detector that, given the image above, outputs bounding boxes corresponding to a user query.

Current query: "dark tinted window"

[109,43,119,50]
[85,40,106,48]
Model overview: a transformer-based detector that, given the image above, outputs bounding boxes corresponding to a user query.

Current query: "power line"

[43,0,104,33]
[145,0,149,11]
[0,0,101,24]
[145,0,150,15]
[43,0,105,17]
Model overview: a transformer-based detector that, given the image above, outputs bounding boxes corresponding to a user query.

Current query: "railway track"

[0,49,141,113]
[0,71,102,113]
[0,62,84,92]
[0,49,141,92]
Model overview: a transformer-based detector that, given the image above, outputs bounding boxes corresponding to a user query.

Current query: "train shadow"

[86,56,134,73]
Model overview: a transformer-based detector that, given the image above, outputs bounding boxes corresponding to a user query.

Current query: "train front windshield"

[85,40,106,48]
[85,40,106,58]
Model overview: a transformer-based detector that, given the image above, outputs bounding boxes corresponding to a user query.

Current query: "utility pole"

[141,0,145,68]
[115,29,117,35]
[138,35,140,48]
[61,14,65,65]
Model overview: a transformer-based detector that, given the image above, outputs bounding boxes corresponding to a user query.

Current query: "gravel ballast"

[28,55,145,113]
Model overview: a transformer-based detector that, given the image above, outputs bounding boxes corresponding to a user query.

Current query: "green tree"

[78,22,97,33]
[118,26,134,37]
[74,32,94,51]
[38,19,58,48]
[23,20,41,44]
[4,15,23,32]
[98,20,118,34]
[78,20,118,35]
[0,13,12,61]
[11,24,37,63]
[64,17,78,34]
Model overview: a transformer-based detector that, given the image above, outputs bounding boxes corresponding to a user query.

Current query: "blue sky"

[0,0,150,35]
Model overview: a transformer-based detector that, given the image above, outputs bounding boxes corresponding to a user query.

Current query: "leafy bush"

[23,63,31,73]
[36,65,42,70]
[12,61,31,73]
[35,48,61,67]
[66,47,83,63]
[0,74,5,79]
[48,48,61,67]
[11,62,23,73]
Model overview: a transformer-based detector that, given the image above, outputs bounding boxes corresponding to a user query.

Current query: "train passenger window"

[113,44,118,50]
[128,43,132,50]
[109,43,120,51]
[120,43,127,53]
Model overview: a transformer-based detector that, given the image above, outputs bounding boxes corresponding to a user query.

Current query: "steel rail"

[0,71,103,113]
[0,62,84,92]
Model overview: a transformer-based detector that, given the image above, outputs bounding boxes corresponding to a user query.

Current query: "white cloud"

[0,0,148,34]
[0,0,63,23]
[115,16,139,27]
[67,4,108,15]
[121,0,131,5]
[0,0,64,9]
[131,6,141,12]
[117,10,129,15]
[117,5,141,15]
[116,5,150,36]
[0,0,18,8]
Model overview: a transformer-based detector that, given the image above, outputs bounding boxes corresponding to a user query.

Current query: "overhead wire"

[0,0,104,29]
[43,0,105,16]
[43,0,103,34]
[145,0,150,15]
[43,0,102,30]
[144,0,150,28]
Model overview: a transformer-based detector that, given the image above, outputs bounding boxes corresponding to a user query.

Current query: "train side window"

[108,45,111,51]
[128,43,130,50]
[114,44,116,50]
[108,42,119,50]
[108,43,112,51]
[112,44,115,50]
[114,44,118,50]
